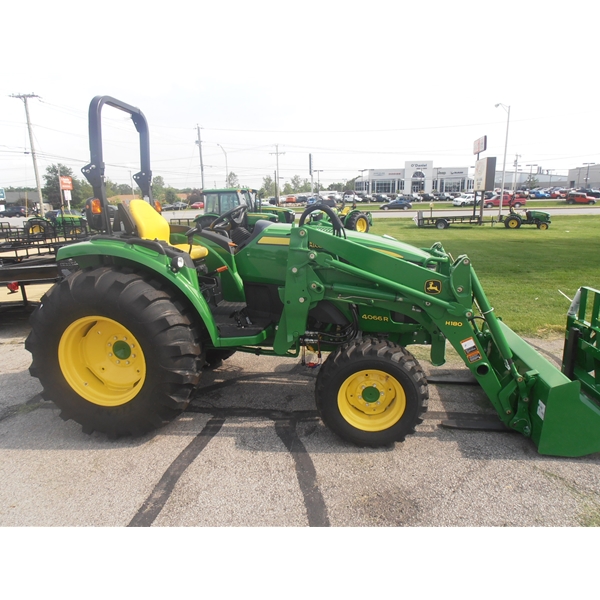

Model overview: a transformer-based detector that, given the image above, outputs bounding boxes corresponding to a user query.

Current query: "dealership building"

[355,162,473,195]
[354,161,572,195]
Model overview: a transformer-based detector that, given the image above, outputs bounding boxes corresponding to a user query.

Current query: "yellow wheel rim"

[58,316,147,407]
[30,225,42,234]
[338,369,406,432]
[540,223,548,230]
[508,219,519,228]
[355,217,369,232]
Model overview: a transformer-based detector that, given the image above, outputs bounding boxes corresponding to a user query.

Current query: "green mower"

[25,96,600,457]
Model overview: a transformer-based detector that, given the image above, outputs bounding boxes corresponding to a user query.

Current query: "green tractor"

[190,187,295,245]
[307,197,372,233]
[25,96,600,456]
[501,207,551,230]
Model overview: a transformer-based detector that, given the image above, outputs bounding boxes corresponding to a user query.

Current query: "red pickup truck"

[484,194,526,208]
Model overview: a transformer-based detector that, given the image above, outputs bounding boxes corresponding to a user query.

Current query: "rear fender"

[57,238,222,345]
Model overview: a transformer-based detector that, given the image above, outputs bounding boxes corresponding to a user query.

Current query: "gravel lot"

[1,285,599,529]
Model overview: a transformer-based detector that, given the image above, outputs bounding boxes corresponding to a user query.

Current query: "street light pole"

[526,164,538,190]
[495,103,510,220]
[512,154,521,195]
[583,163,595,189]
[314,170,323,194]
[217,144,228,187]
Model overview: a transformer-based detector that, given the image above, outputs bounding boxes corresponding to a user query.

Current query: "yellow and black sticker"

[425,279,442,295]
[461,336,482,363]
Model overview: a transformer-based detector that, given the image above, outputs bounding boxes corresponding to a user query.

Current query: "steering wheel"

[299,203,345,236]
[209,205,248,233]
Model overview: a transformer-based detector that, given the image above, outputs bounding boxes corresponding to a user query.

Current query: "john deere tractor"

[25,96,600,456]
[194,187,296,235]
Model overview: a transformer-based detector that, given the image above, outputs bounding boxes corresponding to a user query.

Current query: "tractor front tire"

[537,222,549,230]
[25,266,203,437]
[315,338,428,447]
[345,212,370,233]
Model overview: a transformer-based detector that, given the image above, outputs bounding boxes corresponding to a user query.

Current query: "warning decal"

[460,337,482,363]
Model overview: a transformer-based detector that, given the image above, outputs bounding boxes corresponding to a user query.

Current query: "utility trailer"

[24,95,600,458]
[415,210,486,229]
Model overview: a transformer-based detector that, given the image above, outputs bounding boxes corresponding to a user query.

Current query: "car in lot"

[373,194,390,203]
[190,201,204,209]
[162,201,189,211]
[1,205,28,217]
[550,189,567,199]
[381,198,412,211]
[575,188,600,198]
[484,194,525,208]
[452,194,476,206]
[528,190,551,199]
[566,192,597,205]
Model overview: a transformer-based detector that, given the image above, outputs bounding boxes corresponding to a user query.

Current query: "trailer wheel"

[504,216,521,229]
[315,339,428,447]
[25,267,202,437]
[435,219,449,229]
[537,222,549,230]
[345,212,370,233]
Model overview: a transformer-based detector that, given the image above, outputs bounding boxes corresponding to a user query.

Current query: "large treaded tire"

[315,338,428,447]
[25,266,203,437]
[345,212,370,233]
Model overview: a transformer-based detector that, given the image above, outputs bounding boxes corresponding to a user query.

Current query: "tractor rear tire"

[345,212,370,233]
[315,338,428,447]
[504,216,521,229]
[25,266,203,437]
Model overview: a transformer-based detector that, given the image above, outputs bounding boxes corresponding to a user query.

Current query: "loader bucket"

[498,321,600,457]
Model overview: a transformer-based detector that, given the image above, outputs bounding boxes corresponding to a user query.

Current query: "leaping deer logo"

[425,280,442,294]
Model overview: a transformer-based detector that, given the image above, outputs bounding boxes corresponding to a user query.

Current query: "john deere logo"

[425,280,442,294]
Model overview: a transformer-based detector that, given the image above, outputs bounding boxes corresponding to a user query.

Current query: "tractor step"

[212,301,273,338]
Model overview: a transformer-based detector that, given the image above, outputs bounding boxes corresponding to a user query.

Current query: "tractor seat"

[128,200,209,260]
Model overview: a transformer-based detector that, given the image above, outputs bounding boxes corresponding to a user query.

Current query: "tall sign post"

[60,175,73,210]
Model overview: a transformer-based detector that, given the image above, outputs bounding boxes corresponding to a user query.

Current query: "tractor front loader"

[25,96,600,457]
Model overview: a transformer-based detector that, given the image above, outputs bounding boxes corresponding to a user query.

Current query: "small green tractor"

[500,207,551,229]
[198,187,295,228]
[25,96,600,457]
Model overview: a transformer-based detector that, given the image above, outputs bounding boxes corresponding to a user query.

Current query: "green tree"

[116,183,134,195]
[152,176,166,201]
[260,175,275,197]
[282,182,293,195]
[186,189,203,204]
[164,188,180,204]
[42,163,87,208]
[226,172,239,188]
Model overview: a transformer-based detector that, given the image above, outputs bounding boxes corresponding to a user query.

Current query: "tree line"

[7,164,357,208]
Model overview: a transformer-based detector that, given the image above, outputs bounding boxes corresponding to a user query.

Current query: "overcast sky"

[2,0,598,192]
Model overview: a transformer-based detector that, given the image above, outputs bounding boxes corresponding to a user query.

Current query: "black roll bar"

[81,96,153,233]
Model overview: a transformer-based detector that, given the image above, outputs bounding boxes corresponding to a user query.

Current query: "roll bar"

[81,96,153,233]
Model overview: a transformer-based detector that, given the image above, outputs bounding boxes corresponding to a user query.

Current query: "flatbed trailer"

[414,210,490,229]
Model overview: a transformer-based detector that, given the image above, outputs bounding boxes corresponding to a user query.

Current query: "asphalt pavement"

[1,288,599,527]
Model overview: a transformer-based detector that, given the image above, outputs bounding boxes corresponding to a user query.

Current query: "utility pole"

[196,125,205,189]
[512,154,521,195]
[270,145,285,204]
[10,93,44,209]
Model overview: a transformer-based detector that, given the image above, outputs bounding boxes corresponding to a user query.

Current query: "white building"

[355,162,472,195]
